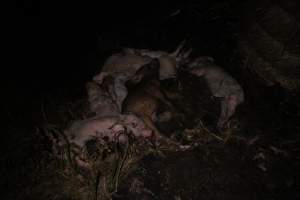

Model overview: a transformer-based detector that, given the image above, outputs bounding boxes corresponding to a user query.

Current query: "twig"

[41,98,48,122]
[197,120,224,142]
[113,140,130,193]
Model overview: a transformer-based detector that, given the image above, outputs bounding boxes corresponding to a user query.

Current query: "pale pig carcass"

[65,114,154,148]
[92,52,153,112]
[93,51,152,85]
[185,56,244,129]
[91,40,189,113]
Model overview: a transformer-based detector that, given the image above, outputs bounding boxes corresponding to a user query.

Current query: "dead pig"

[123,59,180,142]
[92,51,155,112]
[185,56,244,129]
[93,51,152,85]
[91,40,189,112]
[65,114,153,148]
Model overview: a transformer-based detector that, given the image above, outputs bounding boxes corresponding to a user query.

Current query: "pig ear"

[181,48,193,59]
[171,39,186,57]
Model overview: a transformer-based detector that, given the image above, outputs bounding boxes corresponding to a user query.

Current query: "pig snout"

[141,129,154,138]
[110,124,128,142]
[131,122,155,139]
[129,125,154,139]
[121,114,154,139]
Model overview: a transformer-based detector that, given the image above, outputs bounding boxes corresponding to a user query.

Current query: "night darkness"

[2,0,300,199]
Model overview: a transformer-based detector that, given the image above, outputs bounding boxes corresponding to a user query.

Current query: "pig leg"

[143,115,181,147]
[217,98,229,129]
[217,95,238,129]
[158,89,185,121]
[142,115,163,139]
[225,94,239,124]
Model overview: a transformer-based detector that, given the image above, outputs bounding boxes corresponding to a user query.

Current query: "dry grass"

[42,121,158,200]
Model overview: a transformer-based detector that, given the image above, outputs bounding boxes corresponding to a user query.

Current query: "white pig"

[93,52,152,85]
[65,114,153,148]
[186,56,244,128]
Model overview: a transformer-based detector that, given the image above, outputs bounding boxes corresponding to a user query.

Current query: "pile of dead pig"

[68,40,244,146]
[46,40,246,199]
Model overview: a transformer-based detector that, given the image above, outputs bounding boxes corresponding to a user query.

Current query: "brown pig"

[123,59,179,141]
[186,56,244,129]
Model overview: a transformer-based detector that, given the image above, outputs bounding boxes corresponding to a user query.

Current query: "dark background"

[4,0,239,95]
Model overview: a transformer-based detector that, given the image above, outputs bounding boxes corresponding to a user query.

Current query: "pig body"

[123,88,161,137]
[86,79,120,116]
[186,57,244,128]
[92,51,155,112]
[123,59,178,140]
[92,72,132,112]
[93,59,165,113]
[91,40,188,114]
[102,52,152,74]
[65,114,153,147]
[93,52,152,85]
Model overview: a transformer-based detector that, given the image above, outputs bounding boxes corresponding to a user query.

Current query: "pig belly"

[213,78,241,97]
[66,117,120,146]
[204,67,243,98]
